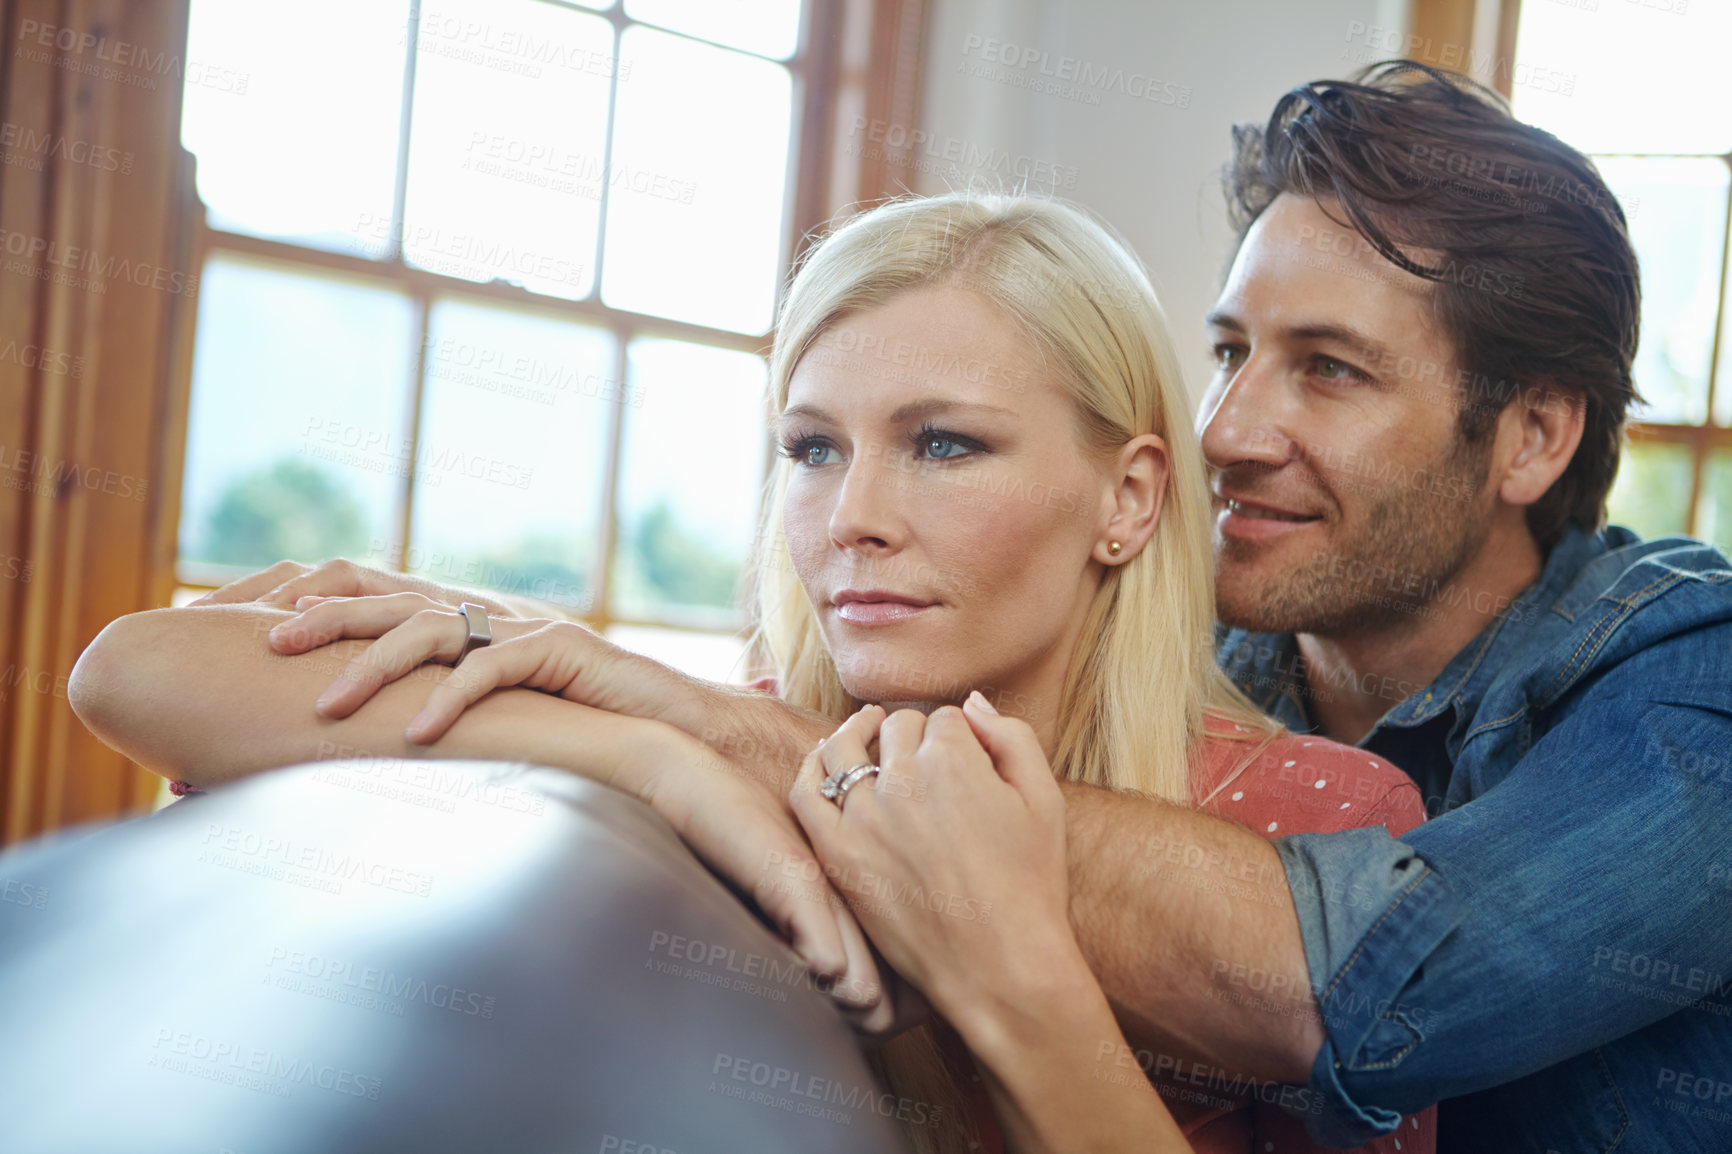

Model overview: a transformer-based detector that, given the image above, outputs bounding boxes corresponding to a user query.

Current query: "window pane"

[1512,1,1732,155]
[402,0,615,299]
[405,298,616,612]
[1606,441,1693,540]
[611,339,767,626]
[604,623,751,683]
[181,0,407,257]
[1597,158,1729,426]
[1701,452,1732,556]
[625,0,802,59]
[602,26,791,334]
[179,255,415,572]
[1719,226,1732,428]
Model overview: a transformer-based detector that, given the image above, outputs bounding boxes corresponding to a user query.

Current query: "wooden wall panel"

[1409,0,1523,100]
[0,0,194,844]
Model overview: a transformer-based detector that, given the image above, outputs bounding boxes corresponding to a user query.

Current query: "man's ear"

[1497,384,1585,508]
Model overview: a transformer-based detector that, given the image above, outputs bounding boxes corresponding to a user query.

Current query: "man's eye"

[1314,356,1362,382]
[1213,344,1246,370]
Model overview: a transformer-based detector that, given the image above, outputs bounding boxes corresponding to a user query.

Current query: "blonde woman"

[74,193,1435,1152]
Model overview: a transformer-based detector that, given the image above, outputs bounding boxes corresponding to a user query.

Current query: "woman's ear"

[1097,433,1169,565]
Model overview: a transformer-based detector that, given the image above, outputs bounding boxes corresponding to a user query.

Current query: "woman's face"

[778,283,1162,735]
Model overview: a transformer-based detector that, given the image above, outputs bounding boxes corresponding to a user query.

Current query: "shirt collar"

[1375,524,1606,731]
[1222,524,1612,739]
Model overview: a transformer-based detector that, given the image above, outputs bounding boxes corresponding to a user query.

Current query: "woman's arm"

[68,603,894,1017]
[198,584,837,788]
[70,603,658,792]
[951,940,1187,1154]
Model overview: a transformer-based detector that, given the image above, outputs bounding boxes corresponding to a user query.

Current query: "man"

[147,62,1732,1150]
[1191,62,1732,1148]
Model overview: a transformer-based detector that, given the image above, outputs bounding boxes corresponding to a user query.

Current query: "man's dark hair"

[1225,59,1641,551]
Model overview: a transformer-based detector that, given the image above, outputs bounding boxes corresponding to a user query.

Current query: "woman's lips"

[834,601,937,626]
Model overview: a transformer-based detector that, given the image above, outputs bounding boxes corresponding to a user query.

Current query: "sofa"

[0,759,909,1153]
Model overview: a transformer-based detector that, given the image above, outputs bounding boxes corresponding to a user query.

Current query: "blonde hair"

[743,192,1278,1153]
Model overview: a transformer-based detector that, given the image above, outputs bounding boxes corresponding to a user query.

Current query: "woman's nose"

[827,439,906,550]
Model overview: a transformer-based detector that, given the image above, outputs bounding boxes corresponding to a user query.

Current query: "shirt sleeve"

[1273,627,1732,1146]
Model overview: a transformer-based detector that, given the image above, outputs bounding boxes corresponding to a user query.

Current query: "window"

[1512,1,1732,554]
[175,0,818,681]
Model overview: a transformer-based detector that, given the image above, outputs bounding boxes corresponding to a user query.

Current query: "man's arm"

[1060,782,1325,1084]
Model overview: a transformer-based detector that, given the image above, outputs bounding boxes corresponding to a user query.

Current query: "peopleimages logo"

[0,227,198,296]
[0,442,149,502]
[148,1027,382,1099]
[15,20,249,93]
[711,1053,944,1127]
[263,946,497,1018]
[959,35,1192,107]
[846,118,1079,191]
[0,122,133,174]
[199,822,435,898]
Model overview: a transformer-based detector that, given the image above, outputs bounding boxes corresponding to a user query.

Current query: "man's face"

[1198,193,1498,636]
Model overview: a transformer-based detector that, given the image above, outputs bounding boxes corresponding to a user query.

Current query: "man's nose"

[1198,354,1295,471]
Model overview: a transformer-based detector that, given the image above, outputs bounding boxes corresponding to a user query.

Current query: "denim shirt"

[1214,525,1732,1152]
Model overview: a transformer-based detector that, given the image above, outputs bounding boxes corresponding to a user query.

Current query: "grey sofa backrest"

[0,760,910,1154]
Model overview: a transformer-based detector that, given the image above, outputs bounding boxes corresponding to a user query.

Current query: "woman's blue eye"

[922,435,967,459]
[777,436,838,466]
[777,426,983,466]
[912,424,981,461]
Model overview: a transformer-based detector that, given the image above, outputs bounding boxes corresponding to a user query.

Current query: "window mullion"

[590,15,627,304]
[390,0,424,262]
[396,294,433,572]
[592,328,632,627]
[1703,152,1732,429]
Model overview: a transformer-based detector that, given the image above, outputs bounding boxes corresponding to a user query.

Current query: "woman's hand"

[264,594,699,745]
[787,694,1074,1022]
[791,695,1192,1152]
[636,725,897,1033]
[188,557,525,618]
[229,566,836,802]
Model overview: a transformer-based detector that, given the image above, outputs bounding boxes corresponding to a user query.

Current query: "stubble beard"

[1214,433,1496,639]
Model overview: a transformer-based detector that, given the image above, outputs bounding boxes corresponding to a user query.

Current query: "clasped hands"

[194,560,1076,1042]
